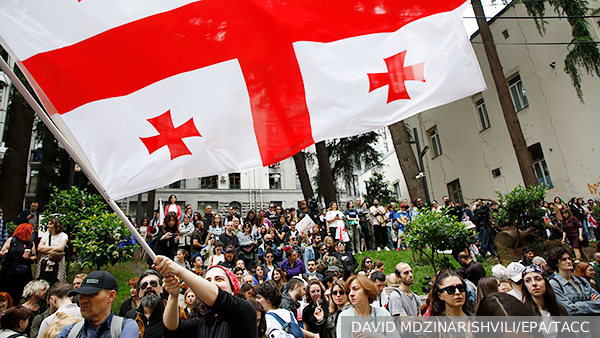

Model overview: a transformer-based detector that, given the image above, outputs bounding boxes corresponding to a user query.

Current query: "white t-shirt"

[210,254,225,266]
[167,204,179,214]
[42,231,68,247]
[326,211,345,229]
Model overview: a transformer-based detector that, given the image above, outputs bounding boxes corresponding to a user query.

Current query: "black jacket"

[125,300,166,338]
[163,288,257,338]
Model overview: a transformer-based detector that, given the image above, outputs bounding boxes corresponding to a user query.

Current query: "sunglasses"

[365,261,372,264]
[140,280,159,290]
[439,284,466,294]
[331,290,345,296]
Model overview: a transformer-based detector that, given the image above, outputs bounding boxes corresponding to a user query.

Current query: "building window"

[345,175,360,197]
[268,162,281,169]
[502,29,509,39]
[428,127,442,158]
[229,173,241,189]
[528,143,553,188]
[198,201,218,214]
[475,98,491,131]
[295,173,301,190]
[447,179,464,206]
[200,176,218,189]
[269,173,281,189]
[166,179,186,189]
[128,201,148,220]
[28,170,39,194]
[394,182,402,199]
[508,74,529,111]
[492,168,502,178]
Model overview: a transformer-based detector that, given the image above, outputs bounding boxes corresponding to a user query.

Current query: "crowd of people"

[1,194,600,338]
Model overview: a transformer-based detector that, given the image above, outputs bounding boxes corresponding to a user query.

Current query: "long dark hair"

[522,272,568,316]
[247,298,266,337]
[163,212,179,233]
[521,247,533,265]
[430,269,472,316]
[475,276,500,312]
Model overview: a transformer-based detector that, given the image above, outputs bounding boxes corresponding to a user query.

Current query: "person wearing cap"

[457,252,485,286]
[153,255,258,338]
[505,262,526,301]
[37,282,81,338]
[55,271,137,338]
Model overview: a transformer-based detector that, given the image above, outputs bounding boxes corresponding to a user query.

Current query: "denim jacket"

[549,273,600,315]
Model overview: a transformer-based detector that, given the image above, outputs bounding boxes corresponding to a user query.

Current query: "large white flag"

[0,0,486,200]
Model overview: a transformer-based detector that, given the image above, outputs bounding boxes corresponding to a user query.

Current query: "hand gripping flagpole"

[0,56,157,262]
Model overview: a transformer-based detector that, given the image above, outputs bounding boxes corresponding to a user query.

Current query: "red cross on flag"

[0,0,486,200]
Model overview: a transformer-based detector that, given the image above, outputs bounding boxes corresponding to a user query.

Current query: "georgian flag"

[0,0,486,200]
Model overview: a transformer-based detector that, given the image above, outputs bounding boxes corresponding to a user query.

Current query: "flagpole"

[0,55,157,262]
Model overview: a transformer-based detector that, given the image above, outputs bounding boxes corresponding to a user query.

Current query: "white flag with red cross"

[0,0,486,200]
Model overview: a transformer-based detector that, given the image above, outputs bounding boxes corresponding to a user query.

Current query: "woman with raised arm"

[36,218,67,284]
[154,255,258,338]
[0,223,38,304]
[315,280,349,338]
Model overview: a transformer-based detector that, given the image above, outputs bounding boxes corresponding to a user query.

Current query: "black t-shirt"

[302,300,329,333]
[163,288,258,338]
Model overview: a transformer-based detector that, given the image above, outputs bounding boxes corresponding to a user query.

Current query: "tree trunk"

[388,121,425,201]
[472,0,538,187]
[0,92,35,222]
[315,141,336,206]
[37,123,58,209]
[292,151,314,201]
[147,189,156,218]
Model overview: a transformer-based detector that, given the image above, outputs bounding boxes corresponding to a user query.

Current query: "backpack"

[67,316,126,338]
[267,311,305,338]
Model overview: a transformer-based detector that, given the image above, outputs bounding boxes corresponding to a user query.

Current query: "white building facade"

[359,2,600,205]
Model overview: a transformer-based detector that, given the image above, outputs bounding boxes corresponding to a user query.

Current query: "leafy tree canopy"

[41,186,108,234]
[495,184,547,231]
[405,209,475,272]
[362,172,398,206]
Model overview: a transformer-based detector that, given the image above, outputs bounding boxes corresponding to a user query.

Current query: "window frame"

[508,74,529,112]
[428,127,442,158]
[475,98,491,131]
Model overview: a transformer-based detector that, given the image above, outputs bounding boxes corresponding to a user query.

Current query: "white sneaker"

[384,247,390,251]
[377,247,381,252]
[357,250,362,254]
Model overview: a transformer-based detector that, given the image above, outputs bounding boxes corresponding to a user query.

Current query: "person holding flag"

[326,202,348,245]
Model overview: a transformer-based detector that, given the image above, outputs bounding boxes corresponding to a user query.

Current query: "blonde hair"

[43,313,82,338]
[22,280,50,299]
[385,273,399,286]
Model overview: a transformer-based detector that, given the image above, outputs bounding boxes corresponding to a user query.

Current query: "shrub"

[405,210,475,272]
[495,184,547,231]
[71,213,134,270]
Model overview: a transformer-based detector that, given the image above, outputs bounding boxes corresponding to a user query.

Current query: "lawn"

[67,260,149,313]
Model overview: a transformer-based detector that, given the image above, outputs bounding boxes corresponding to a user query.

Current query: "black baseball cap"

[67,270,118,296]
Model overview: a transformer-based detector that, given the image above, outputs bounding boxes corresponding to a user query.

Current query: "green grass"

[355,250,500,295]
[67,260,148,313]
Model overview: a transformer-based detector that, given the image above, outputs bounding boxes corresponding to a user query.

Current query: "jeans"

[480,228,496,258]
[385,227,395,250]
[360,222,371,250]
[374,224,386,249]
[348,224,361,253]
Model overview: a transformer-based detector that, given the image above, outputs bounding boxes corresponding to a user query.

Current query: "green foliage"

[362,172,398,206]
[6,222,17,236]
[495,184,547,231]
[42,187,108,234]
[404,210,475,272]
[71,213,134,271]
[327,132,382,186]
[312,132,382,201]
[523,0,600,103]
